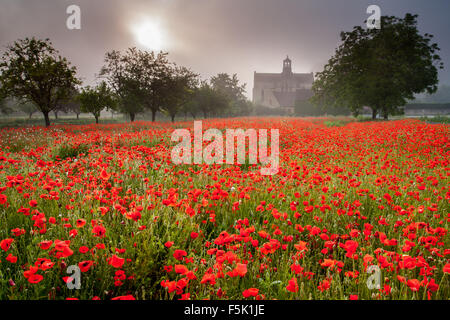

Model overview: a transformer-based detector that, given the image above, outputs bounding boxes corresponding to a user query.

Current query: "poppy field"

[0,117,448,300]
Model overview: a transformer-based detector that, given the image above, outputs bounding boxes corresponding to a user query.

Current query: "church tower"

[253,56,313,110]
[282,56,292,75]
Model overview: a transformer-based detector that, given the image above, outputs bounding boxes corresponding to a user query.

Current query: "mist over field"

[0,0,448,306]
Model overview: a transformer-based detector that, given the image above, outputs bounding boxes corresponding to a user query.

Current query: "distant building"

[253,56,314,113]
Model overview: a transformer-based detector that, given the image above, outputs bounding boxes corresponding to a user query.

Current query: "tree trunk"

[130,113,135,122]
[372,108,377,120]
[95,116,99,124]
[76,113,79,120]
[151,109,156,122]
[54,111,58,119]
[381,107,388,120]
[43,111,50,127]
[29,113,33,119]
[171,114,175,123]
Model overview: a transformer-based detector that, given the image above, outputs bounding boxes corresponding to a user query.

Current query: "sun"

[132,20,165,51]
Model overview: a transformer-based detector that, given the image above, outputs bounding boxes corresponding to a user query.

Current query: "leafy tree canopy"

[100,48,172,122]
[0,37,80,126]
[311,13,443,119]
[78,81,117,124]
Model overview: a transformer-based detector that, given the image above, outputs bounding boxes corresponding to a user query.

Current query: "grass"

[418,115,450,124]
[0,116,129,128]
[53,143,90,160]
[324,120,346,127]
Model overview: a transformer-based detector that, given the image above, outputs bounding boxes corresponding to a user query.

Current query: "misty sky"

[1,0,449,99]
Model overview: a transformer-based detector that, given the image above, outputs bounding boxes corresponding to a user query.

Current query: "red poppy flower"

[92,225,106,238]
[407,279,421,292]
[190,232,199,239]
[76,219,86,228]
[243,288,259,298]
[173,249,187,261]
[0,194,7,205]
[111,295,135,300]
[6,253,17,263]
[23,266,38,278]
[0,238,14,252]
[174,264,189,275]
[28,274,43,284]
[29,200,38,207]
[235,263,248,277]
[286,277,299,293]
[39,240,53,250]
[165,241,174,248]
[63,276,74,284]
[79,246,89,254]
[443,263,450,274]
[318,279,331,292]
[108,254,125,268]
[100,170,111,180]
[200,273,216,286]
[79,260,94,272]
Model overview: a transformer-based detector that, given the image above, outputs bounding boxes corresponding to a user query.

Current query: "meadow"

[0,117,448,300]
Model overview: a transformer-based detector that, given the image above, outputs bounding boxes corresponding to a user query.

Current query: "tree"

[189,81,229,118]
[160,66,198,122]
[230,99,253,117]
[100,50,141,122]
[181,95,200,119]
[17,100,39,119]
[211,73,246,102]
[47,86,80,119]
[0,37,80,126]
[99,48,171,122]
[0,100,8,114]
[295,100,323,116]
[311,14,443,119]
[64,89,82,119]
[210,73,252,117]
[125,49,172,122]
[295,99,350,116]
[0,94,13,115]
[78,82,116,124]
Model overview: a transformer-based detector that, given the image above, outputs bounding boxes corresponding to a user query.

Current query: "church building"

[253,56,314,113]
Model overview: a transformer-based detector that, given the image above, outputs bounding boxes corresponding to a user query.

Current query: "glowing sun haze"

[131,18,166,51]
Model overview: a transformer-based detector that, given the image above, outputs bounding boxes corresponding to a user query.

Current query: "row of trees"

[0,38,251,126]
[0,13,444,123]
